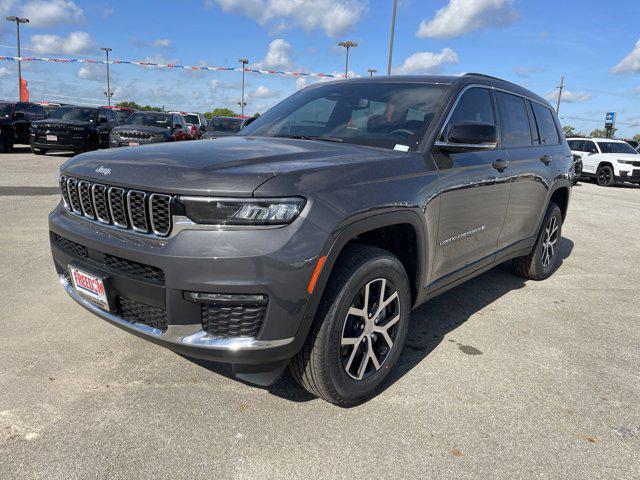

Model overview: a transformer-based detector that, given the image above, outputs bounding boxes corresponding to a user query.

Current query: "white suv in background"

[567,137,640,186]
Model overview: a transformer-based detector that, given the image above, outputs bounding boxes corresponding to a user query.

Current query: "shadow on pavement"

[183,237,574,405]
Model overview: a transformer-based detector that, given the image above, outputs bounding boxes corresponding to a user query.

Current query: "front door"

[429,86,511,288]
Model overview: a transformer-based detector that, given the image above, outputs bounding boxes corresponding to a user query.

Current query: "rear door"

[496,92,552,250]
[429,86,511,287]
[579,140,599,175]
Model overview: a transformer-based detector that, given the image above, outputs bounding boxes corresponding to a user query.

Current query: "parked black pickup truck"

[0,101,47,152]
[30,106,121,155]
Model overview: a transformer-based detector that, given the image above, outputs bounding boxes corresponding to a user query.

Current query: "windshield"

[125,112,172,128]
[184,114,200,125]
[48,107,97,122]
[209,117,243,132]
[239,82,450,151]
[597,141,638,154]
[0,103,14,117]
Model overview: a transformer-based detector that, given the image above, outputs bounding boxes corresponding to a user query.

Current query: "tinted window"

[241,82,449,151]
[184,114,200,124]
[525,100,540,144]
[597,141,638,154]
[583,141,598,154]
[0,103,14,116]
[209,117,243,132]
[532,103,559,145]
[446,88,495,131]
[126,113,173,128]
[496,91,532,147]
[47,107,97,122]
[567,140,585,151]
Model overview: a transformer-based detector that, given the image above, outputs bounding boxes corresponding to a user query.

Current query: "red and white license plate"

[69,266,110,310]
[128,142,140,146]
[46,134,57,142]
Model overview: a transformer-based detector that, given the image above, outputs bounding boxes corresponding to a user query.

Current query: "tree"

[633,133,640,142]
[562,125,586,138]
[589,127,617,138]
[204,108,237,120]
[116,101,162,112]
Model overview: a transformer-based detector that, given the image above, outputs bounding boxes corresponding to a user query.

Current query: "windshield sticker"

[394,144,410,152]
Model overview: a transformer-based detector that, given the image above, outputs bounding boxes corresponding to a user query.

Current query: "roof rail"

[463,72,512,83]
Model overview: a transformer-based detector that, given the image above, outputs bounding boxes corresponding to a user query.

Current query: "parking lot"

[1,147,639,479]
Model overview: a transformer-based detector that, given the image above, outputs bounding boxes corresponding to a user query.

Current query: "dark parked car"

[0,101,47,152]
[109,111,191,148]
[49,73,573,404]
[30,106,121,155]
[201,116,245,140]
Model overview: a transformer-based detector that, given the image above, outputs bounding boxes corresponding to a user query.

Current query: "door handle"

[540,154,552,165]
[492,159,508,172]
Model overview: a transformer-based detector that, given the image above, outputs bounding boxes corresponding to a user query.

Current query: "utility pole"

[387,0,398,75]
[5,16,29,100]
[338,41,357,78]
[556,75,565,115]
[238,58,248,116]
[101,47,113,105]
[367,68,377,77]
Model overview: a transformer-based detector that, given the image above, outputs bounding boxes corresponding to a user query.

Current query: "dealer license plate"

[68,265,110,310]
[46,135,57,142]
[129,142,140,146]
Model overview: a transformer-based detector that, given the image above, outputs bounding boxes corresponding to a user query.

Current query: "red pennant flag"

[20,79,29,102]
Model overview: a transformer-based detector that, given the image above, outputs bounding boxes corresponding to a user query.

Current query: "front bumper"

[30,132,90,151]
[49,203,329,366]
[617,169,640,184]
[109,137,168,148]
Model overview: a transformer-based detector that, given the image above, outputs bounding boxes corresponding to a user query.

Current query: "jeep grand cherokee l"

[49,73,573,405]
[568,137,640,186]
[109,111,191,148]
[30,106,121,155]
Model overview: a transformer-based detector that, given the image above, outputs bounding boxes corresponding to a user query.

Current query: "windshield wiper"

[278,135,343,143]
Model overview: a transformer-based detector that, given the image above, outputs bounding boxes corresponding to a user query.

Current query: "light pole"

[367,68,377,77]
[5,16,29,100]
[387,0,398,75]
[238,58,248,115]
[338,41,357,78]
[101,47,113,105]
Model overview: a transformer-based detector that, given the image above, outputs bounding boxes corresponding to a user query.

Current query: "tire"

[290,244,411,406]
[512,202,562,280]
[596,165,614,187]
[31,147,47,155]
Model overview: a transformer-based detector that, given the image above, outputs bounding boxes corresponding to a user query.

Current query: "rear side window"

[583,141,598,154]
[567,140,585,151]
[495,91,532,147]
[445,87,495,134]
[532,103,560,145]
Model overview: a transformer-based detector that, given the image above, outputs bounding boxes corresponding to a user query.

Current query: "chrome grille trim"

[66,177,82,214]
[78,180,95,219]
[58,175,174,237]
[127,190,149,233]
[107,187,128,229]
[149,193,172,236]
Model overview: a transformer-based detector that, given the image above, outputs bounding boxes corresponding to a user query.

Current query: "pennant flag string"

[0,55,357,79]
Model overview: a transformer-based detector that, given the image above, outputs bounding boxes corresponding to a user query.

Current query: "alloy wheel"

[541,215,559,268]
[598,168,612,186]
[340,278,401,380]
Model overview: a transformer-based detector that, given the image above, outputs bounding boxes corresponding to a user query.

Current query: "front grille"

[59,175,173,237]
[201,303,267,339]
[104,254,165,283]
[115,296,167,331]
[120,131,152,140]
[53,233,88,258]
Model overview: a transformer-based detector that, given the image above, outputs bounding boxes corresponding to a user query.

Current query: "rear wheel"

[513,202,562,280]
[290,245,411,405]
[596,165,614,186]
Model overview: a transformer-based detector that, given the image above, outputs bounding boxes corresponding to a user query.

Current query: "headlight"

[617,159,636,164]
[179,197,306,226]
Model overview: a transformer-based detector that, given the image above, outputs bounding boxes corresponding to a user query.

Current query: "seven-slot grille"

[119,131,152,140]
[59,175,173,237]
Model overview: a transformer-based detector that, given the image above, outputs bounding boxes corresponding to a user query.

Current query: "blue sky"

[1,0,639,136]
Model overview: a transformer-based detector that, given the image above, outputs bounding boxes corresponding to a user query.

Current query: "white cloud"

[19,0,84,28]
[0,66,9,78]
[102,5,114,18]
[544,90,591,104]
[296,77,307,90]
[77,64,104,81]
[151,38,172,48]
[417,0,519,39]
[255,38,292,70]
[612,38,640,74]
[30,31,95,54]
[393,48,459,74]
[206,0,366,37]
[249,85,279,99]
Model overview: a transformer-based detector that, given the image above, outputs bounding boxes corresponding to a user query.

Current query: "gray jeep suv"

[49,73,573,405]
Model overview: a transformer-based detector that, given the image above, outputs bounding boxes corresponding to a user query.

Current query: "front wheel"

[513,202,562,280]
[290,245,411,405]
[31,147,47,155]
[596,165,614,187]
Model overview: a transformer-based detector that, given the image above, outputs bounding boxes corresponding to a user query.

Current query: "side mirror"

[435,122,497,152]
[13,111,25,120]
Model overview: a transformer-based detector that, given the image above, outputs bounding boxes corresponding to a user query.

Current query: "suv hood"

[61,136,405,196]
[112,125,170,135]
[33,118,94,128]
